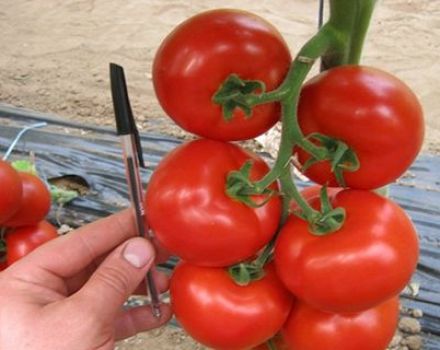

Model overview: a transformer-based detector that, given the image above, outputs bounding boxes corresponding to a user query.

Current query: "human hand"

[0,210,172,350]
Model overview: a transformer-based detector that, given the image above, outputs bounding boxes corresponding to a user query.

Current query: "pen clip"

[109,63,146,168]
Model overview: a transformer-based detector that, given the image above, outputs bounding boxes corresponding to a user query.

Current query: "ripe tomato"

[274,189,419,313]
[296,65,424,189]
[171,262,294,350]
[4,172,51,227]
[153,9,292,141]
[5,220,58,265]
[145,139,281,267]
[0,261,7,272]
[282,297,399,350]
[0,160,22,224]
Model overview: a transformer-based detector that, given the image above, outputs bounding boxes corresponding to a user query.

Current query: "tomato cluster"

[147,8,423,350]
[0,160,57,270]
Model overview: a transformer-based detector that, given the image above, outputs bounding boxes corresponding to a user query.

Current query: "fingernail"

[122,238,154,268]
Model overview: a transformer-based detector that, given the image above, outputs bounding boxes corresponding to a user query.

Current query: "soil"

[0,0,437,349]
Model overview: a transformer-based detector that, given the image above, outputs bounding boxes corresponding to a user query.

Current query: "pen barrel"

[120,135,150,236]
[120,135,161,313]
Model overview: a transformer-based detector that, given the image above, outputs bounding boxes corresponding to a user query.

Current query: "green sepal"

[213,74,265,121]
[226,161,275,208]
[292,186,346,236]
[50,185,79,205]
[11,160,37,175]
[302,133,360,187]
[228,262,266,286]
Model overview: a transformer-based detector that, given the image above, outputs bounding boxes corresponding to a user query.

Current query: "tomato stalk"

[219,0,377,234]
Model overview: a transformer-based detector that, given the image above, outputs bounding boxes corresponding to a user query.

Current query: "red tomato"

[6,220,58,265]
[153,9,292,141]
[145,139,281,267]
[274,189,419,313]
[0,160,22,224]
[171,262,294,350]
[296,65,424,189]
[5,172,51,227]
[282,297,399,350]
[0,261,7,272]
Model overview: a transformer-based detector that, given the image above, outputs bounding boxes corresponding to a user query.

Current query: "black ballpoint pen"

[110,63,161,318]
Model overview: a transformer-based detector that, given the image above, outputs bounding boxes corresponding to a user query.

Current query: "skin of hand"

[0,210,172,350]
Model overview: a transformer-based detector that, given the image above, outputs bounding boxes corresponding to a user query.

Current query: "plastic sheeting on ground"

[1,104,439,348]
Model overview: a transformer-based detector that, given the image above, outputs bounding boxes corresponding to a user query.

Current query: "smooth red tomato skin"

[153,9,291,141]
[145,139,281,267]
[282,297,399,350]
[296,65,424,189]
[275,189,419,313]
[171,262,294,350]
[5,173,51,227]
[6,220,58,265]
[0,160,22,224]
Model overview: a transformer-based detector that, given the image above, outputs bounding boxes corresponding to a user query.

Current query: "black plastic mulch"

[0,104,439,348]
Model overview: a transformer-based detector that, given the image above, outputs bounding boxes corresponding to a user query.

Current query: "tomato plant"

[153,9,291,141]
[5,220,58,265]
[275,189,419,313]
[145,139,281,267]
[170,262,293,350]
[146,2,424,348]
[0,160,22,225]
[296,65,424,189]
[282,297,399,350]
[4,172,51,227]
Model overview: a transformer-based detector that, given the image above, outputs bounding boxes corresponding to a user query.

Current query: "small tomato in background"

[5,172,51,227]
[170,262,294,350]
[275,189,419,313]
[6,220,58,265]
[0,160,22,225]
[282,297,399,350]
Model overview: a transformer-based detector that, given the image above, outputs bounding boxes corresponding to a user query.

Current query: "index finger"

[21,209,138,278]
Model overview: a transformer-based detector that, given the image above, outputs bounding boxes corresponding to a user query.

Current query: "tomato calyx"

[294,186,346,235]
[212,74,266,121]
[301,133,360,187]
[226,161,276,208]
[228,261,266,286]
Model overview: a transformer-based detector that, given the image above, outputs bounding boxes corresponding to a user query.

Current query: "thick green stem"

[223,0,377,238]
[279,168,319,220]
[254,26,336,190]
[323,0,377,68]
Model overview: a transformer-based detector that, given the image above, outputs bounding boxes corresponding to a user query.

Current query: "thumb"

[75,237,155,318]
